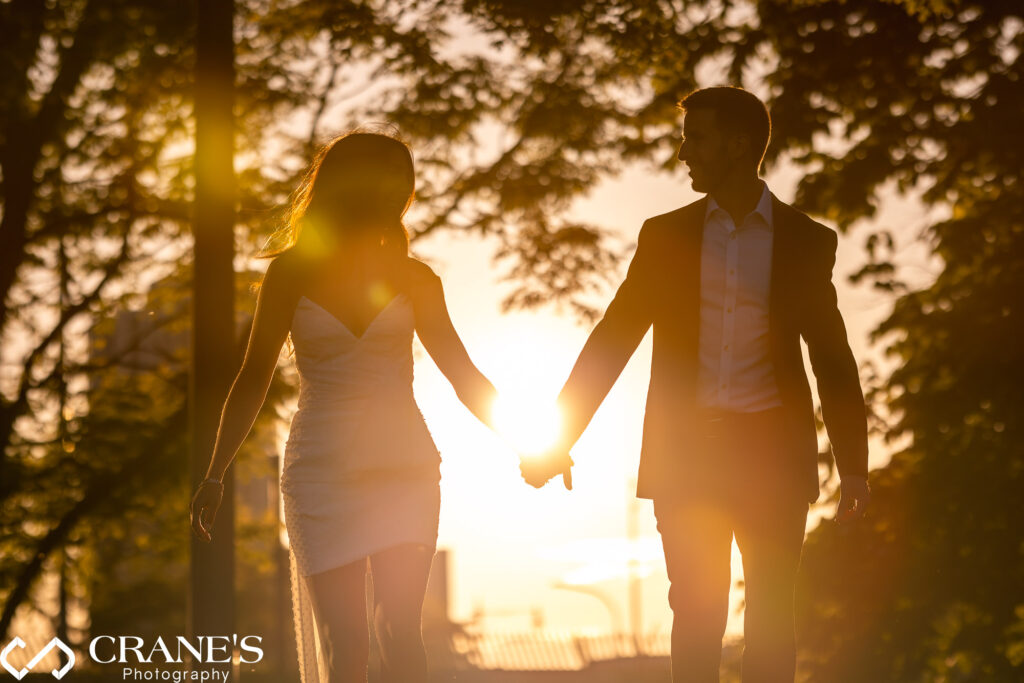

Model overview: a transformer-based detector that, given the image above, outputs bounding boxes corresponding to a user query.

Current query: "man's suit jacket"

[557,195,869,504]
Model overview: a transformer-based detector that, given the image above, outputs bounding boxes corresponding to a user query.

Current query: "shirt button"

[726,307,733,313]
[729,269,735,275]
[729,233,736,240]
[723,345,729,350]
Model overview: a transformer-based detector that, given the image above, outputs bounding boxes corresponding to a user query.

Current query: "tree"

[1,0,202,642]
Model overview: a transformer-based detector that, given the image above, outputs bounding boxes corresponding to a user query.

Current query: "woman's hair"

[255,130,415,357]
[260,129,415,262]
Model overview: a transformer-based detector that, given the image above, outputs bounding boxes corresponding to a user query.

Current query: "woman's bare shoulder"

[396,257,442,312]
[402,256,442,287]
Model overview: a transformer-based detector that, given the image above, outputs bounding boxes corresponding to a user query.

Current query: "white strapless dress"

[281,293,441,683]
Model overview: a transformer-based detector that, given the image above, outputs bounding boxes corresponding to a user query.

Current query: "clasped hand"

[519,449,574,490]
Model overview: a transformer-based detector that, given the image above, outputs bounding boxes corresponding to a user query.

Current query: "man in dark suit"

[522,86,871,682]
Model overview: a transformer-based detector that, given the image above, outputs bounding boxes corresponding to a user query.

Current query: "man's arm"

[554,220,658,453]
[803,229,870,479]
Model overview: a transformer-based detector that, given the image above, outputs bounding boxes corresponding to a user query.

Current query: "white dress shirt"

[695,181,783,412]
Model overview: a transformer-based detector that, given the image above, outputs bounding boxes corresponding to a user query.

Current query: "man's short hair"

[677,86,771,169]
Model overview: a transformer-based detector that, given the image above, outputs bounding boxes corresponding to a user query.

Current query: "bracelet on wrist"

[202,477,223,487]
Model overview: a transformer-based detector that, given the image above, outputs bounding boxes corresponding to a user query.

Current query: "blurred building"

[415,550,699,683]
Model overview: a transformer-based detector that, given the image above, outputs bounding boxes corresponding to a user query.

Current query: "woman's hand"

[190,480,224,542]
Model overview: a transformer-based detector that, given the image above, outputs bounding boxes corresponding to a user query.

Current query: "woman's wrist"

[202,476,223,487]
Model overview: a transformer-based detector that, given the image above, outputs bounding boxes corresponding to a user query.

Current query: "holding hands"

[491,392,574,491]
[520,449,574,490]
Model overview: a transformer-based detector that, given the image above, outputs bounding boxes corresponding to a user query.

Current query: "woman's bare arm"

[203,257,299,481]
[408,260,498,431]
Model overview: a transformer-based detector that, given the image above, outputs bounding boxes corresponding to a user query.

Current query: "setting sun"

[491,390,563,456]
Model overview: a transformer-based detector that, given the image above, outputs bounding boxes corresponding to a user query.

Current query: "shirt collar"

[705,180,773,228]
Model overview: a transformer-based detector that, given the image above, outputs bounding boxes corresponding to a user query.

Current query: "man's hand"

[520,450,573,490]
[835,474,870,524]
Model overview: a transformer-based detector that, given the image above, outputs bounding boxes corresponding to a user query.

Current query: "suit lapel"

[769,196,800,333]
[677,197,707,309]
[769,195,810,402]
[660,198,706,352]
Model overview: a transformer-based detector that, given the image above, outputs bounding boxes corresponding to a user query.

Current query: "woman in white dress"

[189,131,501,682]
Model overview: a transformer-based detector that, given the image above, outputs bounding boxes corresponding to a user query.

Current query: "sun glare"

[491,392,562,456]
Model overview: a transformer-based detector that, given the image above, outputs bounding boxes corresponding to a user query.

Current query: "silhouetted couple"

[190,86,870,683]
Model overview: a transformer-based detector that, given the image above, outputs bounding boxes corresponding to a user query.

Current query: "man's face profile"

[677,108,744,194]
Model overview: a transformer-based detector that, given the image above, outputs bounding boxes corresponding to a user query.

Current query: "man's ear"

[727,133,750,162]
